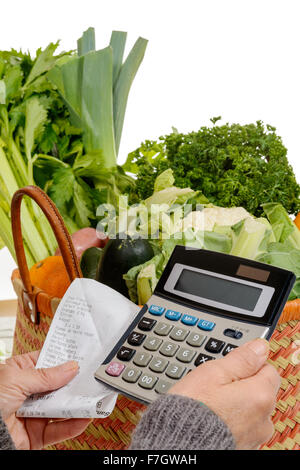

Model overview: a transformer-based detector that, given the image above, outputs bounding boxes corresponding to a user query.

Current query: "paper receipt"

[17,278,139,419]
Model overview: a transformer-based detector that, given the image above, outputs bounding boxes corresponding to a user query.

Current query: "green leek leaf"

[113,37,148,155]
[78,27,96,56]
[81,47,116,165]
[110,31,127,86]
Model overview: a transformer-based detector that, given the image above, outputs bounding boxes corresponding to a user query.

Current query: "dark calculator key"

[116,346,136,361]
[222,343,238,356]
[194,353,215,366]
[138,317,157,331]
[128,331,146,346]
[205,337,225,354]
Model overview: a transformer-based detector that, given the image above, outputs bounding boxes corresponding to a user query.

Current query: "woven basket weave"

[260,319,300,450]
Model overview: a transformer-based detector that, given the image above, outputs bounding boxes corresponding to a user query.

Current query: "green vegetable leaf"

[73,179,94,227]
[77,27,96,56]
[113,37,148,155]
[154,169,175,192]
[24,42,60,88]
[24,97,48,160]
[48,166,75,210]
[110,31,127,86]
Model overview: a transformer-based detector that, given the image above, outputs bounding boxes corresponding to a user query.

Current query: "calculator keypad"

[101,301,248,403]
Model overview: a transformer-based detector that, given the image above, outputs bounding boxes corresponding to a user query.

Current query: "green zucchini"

[80,247,103,280]
[96,235,154,297]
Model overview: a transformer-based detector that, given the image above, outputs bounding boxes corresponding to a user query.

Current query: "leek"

[48,27,148,174]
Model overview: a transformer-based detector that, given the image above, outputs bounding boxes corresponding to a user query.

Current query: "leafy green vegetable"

[0,44,74,264]
[0,28,148,266]
[122,176,300,304]
[262,202,300,249]
[125,120,300,217]
[47,27,147,201]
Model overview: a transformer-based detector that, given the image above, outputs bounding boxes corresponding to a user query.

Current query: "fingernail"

[248,339,269,357]
[60,360,79,372]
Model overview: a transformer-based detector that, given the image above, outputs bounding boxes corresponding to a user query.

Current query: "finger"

[43,418,92,447]
[242,362,281,412]
[6,350,41,369]
[213,338,270,383]
[18,360,79,397]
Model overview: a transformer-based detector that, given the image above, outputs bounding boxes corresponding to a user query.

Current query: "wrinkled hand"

[168,339,281,450]
[0,351,91,450]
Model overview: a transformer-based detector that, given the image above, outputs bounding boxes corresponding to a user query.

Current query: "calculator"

[94,246,295,404]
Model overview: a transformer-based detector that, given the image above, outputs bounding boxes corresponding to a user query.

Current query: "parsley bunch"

[125,119,300,217]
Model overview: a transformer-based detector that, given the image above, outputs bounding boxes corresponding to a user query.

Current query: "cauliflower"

[174,206,252,234]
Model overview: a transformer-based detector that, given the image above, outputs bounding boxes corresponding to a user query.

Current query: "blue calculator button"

[181,314,198,326]
[198,319,215,331]
[149,305,165,316]
[165,310,182,321]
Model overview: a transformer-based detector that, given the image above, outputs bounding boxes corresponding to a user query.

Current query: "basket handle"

[11,185,82,324]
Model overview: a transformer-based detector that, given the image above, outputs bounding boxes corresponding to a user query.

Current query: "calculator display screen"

[175,269,262,311]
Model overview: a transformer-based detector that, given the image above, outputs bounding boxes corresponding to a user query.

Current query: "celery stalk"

[0,146,52,265]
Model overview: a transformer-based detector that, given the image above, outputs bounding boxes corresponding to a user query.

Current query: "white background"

[1,0,300,299]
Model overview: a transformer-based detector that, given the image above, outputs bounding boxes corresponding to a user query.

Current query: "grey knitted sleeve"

[129,394,236,450]
[0,413,16,450]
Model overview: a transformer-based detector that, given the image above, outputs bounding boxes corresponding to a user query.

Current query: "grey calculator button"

[138,373,158,389]
[149,356,169,373]
[143,336,163,351]
[122,366,141,383]
[159,341,179,357]
[155,379,172,395]
[176,347,196,363]
[169,326,189,342]
[186,332,206,347]
[154,322,173,336]
[165,363,186,379]
[133,351,152,367]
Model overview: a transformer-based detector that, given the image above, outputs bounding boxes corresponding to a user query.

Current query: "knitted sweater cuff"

[0,413,16,450]
[129,394,236,450]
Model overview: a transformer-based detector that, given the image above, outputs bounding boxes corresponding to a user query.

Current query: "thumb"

[19,361,79,397]
[216,338,270,383]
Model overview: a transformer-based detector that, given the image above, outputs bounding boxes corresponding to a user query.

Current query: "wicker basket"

[11,186,146,450]
[10,185,300,450]
[260,319,300,450]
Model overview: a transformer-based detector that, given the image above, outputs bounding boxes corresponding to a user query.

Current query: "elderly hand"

[168,338,281,450]
[0,351,91,450]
